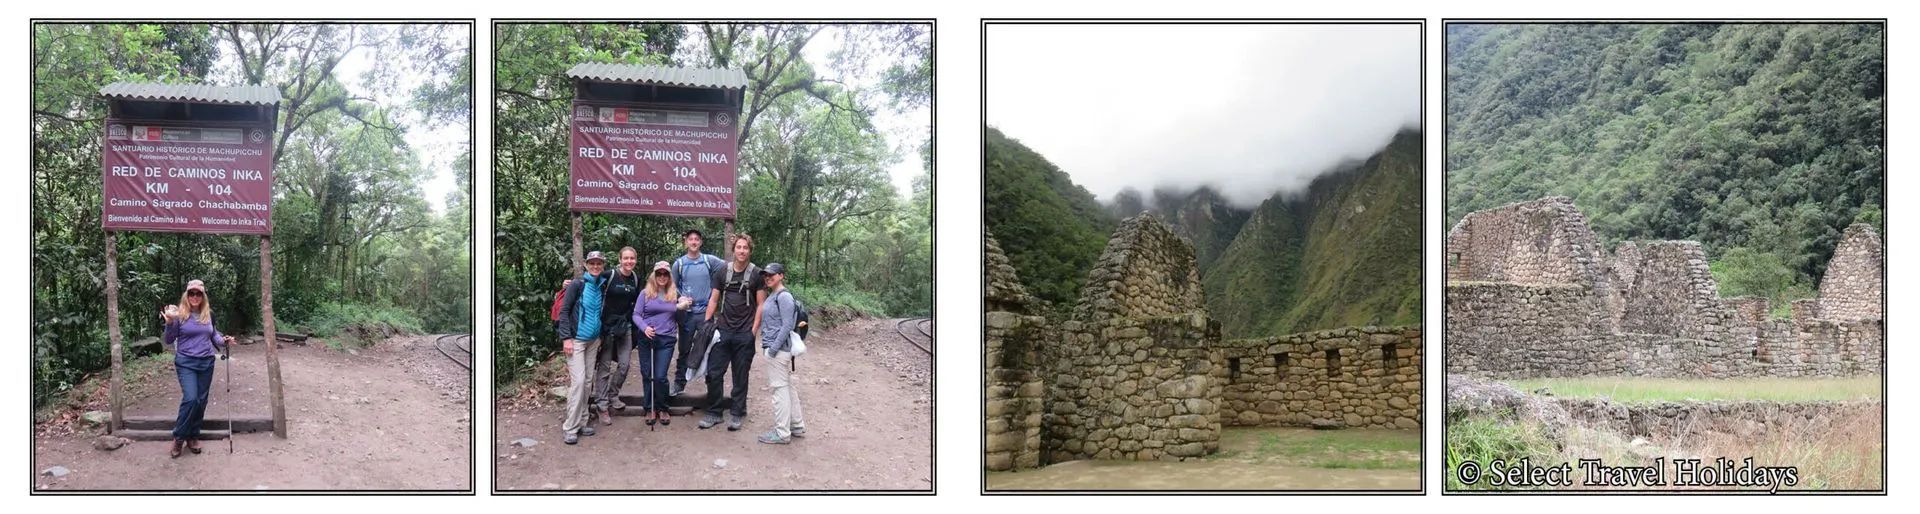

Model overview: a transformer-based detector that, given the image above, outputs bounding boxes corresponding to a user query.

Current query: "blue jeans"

[637,331,677,411]
[172,354,216,439]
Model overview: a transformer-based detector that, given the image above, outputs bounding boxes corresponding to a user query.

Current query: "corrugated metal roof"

[99,82,281,106]
[566,63,749,90]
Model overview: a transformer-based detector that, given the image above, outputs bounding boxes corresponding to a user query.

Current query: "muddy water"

[986,427,1420,491]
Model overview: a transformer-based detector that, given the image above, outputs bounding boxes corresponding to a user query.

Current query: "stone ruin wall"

[1616,241,1732,342]
[989,214,1426,471]
[1817,223,1884,322]
[1444,197,1615,294]
[1445,282,1617,378]
[1558,398,1879,442]
[1045,215,1220,463]
[1445,198,1883,379]
[1216,326,1421,429]
[983,233,1044,471]
[1043,314,1222,463]
[1073,214,1205,322]
[1606,241,1642,327]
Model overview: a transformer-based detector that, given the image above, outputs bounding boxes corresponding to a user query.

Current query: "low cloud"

[988,24,1420,208]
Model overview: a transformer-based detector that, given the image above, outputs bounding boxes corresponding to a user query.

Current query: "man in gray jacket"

[756,262,806,444]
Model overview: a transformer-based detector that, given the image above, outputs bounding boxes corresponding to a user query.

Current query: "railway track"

[434,333,472,371]
[895,318,933,355]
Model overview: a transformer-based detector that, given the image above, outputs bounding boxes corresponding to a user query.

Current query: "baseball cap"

[584,251,606,263]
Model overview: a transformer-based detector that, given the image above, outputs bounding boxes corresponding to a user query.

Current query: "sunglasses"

[186,291,204,297]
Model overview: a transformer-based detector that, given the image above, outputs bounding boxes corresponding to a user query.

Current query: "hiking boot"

[727,413,744,432]
[610,398,627,411]
[187,439,203,454]
[598,410,613,426]
[790,426,807,438]
[169,439,184,458]
[564,433,579,445]
[698,412,722,429]
[756,430,790,445]
[580,426,596,437]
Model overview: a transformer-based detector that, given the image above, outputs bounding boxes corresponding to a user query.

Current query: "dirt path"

[495,317,932,491]
[33,334,472,491]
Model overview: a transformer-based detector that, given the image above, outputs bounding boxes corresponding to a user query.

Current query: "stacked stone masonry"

[984,233,1044,471]
[1818,224,1884,322]
[1558,398,1878,442]
[986,214,1422,471]
[1446,198,1882,379]
[1216,326,1422,429]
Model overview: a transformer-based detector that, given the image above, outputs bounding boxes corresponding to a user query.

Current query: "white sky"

[801,27,930,198]
[213,24,468,214]
[987,24,1419,208]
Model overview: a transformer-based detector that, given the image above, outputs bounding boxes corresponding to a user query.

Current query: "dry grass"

[1689,406,1884,491]
[1509,376,1881,403]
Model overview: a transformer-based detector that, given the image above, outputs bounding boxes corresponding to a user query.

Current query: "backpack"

[791,293,810,340]
[599,269,640,337]
[723,262,760,297]
[677,254,720,299]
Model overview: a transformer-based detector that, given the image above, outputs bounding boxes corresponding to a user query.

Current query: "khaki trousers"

[766,350,805,438]
[562,338,602,434]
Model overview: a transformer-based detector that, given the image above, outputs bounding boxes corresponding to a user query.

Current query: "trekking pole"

[223,342,233,454]
[648,336,659,431]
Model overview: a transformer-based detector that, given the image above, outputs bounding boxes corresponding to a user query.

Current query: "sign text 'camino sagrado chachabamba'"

[568,101,740,217]
[101,121,275,235]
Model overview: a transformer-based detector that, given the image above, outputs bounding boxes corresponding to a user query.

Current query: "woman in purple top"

[159,279,234,458]
[633,261,692,425]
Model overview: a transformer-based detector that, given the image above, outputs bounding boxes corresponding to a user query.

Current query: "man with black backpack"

[698,234,766,432]
[756,262,807,444]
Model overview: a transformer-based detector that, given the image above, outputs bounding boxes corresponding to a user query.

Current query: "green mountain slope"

[1446,23,1884,286]
[1149,186,1252,273]
[984,126,1116,308]
[1204,131,1424,337]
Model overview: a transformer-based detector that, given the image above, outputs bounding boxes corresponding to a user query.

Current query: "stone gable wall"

[1818,223,1884,322]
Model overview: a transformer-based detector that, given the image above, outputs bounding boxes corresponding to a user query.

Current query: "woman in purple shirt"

[159,279,233,458]
[633,261,692,426]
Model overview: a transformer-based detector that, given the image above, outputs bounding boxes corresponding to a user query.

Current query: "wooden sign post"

[98,82,286,438]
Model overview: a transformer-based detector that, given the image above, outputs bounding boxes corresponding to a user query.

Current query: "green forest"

[985,127,1421,338]
[983,127,1113,307]
[493,23,933,387]
[31,24,473,406]
[1446,23,1884,311]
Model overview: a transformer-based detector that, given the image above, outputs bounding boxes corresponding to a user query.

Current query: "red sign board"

[568,101,740,217]
[101,120,275,234]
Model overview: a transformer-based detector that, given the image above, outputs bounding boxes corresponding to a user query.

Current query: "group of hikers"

[551,230,808,446]
[141,229,811,456]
